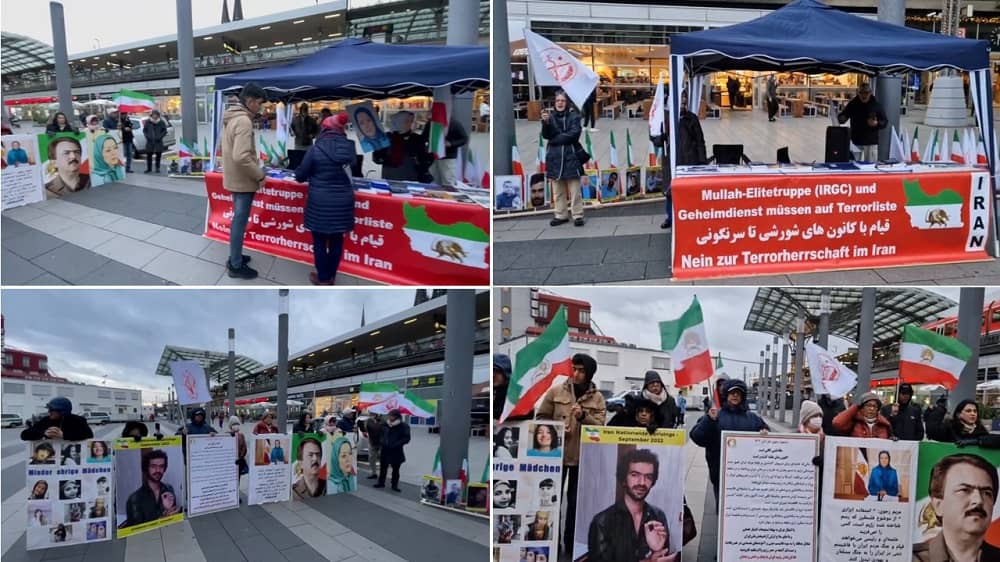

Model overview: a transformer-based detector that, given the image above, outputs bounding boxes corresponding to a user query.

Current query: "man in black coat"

[653,91,706,230]
[375,409,410,492]
[881,383,924,441]
[21,397,94,442]
[837,83,887,162]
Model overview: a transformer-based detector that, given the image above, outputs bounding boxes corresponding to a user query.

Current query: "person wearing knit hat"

[831,392,892,438]
[294,111,358,285]
[798,400,824,435]
[641,370,680,429]
[880,383,924,441]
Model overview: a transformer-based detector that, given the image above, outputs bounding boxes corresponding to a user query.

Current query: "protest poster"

[719,431,820,562]
[25,440,113,550]
[599,169,622,202]
[169,361,212,405]
[291,433,328,500]
[495,175,523,211]
[327,435,358,495]
[38,132,90,199]
[185,434,239,517]
[573,425,685,562]
[625,166,643,198]
[820,436,919,562]
[579,172,599,202]
[348,101,390,153]
[645,166,664,194]
[89,131,126,187]
[444,479,463,507]
[113,436,185,538]
[911,441,1000,561]
[526,172,548,209]
[248,435,291,505]
[422,475,443,504]
[492,420,563,562]
[466,482,488,513]
[2,134,44,210]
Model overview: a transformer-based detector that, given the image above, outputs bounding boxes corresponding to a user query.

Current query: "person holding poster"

[292,435,327,499]
[328,436,357,494]
[912,451,1000,562]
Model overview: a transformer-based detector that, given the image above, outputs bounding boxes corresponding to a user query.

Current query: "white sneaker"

[590,128,600,132]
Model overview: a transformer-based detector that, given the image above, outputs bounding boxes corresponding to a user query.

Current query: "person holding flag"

[541,90,585,227]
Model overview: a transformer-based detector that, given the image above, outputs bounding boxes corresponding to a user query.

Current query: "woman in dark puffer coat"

[295,113,358,285]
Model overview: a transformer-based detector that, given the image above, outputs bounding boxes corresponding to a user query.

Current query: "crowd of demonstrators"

[374,409,410,492]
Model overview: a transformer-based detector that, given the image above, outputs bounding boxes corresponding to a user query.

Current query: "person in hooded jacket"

[21,397,94,442]
[831,392,893,439]
[640,370,679,430]
[177,407,216,436]
[295,112,357,286]
[536,353,606,554]
[880,383,924,441]
[493,353,513,421]
[607,394,663,433]
[542,90,585,228]
[690,379,769,507]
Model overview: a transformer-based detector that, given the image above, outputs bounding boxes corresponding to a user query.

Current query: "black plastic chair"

[710,144,750,165]
[777,147,791,164]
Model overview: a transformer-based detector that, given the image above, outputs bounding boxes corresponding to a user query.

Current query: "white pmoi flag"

[805,342,858,399]
[889,126,905,162]
[649,76,665,137]
[169,360,213,405]
[524,29,599,111]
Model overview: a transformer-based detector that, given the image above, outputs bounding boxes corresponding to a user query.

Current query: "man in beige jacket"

[536,353,606,555]
[222,82,267,279]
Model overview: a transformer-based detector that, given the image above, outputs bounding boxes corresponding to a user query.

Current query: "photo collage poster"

[25,439,113,550]
[185,434,239,517]
[820,436,919,562]
[248,434,291,505]
[492,421,564,562]
[112,436,185,539]
[719,431,820,562]
[573,425,685,562]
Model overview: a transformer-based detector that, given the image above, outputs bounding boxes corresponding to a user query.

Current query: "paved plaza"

[495,105,1000,285]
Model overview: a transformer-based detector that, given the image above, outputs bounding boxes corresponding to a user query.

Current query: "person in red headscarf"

[294,113,359,285]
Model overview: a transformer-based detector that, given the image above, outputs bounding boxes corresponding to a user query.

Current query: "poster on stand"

[25,440,113,550]
[186,434,239,517]
[599,169,622,202]
[526,173,548,209]
[573,425,685,562]
[421,475,443,504]
[113,437,185,538]
[89,131,126,187]
[495,175,524,211]
[327,435,358,495]
[492,421,563,562]
[580,172,599,202]
[2,134,44,210]
[466,482,488,513]
[291,433,328,500]
[348,101,390,153]
[819,436,919,562]
[38,132,90,199]
[719,431,819,562]
[248,435,291,505]
[911,441,1000,561]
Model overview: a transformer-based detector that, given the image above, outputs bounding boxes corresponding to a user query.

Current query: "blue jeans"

[125,142,134,171]
[312,232,345,282]
[664,191,673,223]
[228,192,256,268]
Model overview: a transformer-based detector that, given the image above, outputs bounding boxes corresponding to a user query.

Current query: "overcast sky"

[0,0,336,55]
[544,287,963,374]
[2,289,415,403]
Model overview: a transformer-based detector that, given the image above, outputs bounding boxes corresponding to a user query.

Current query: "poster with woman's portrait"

[113,437,185,539]
[248,435,291,505]
[580,171,599,202]
[625,167,643,198]
[25,440,113,550]
[1,134,44,210]
[599,169,622,202]
[348,101,390,153]
[89,131,126,187]
[327,435,357,495]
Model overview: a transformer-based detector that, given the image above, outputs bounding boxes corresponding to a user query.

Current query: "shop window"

[651,357,670,370]
[31,385,51,397]
[57,386,74,397]
[98,390,111,399]
[3,382,25,394]
[596,351,619,366]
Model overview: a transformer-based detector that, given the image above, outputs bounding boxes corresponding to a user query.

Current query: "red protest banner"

[671,170,991,280]
[204,173,489,285]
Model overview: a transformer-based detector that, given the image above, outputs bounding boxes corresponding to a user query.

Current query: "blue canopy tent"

[667,0,997,254]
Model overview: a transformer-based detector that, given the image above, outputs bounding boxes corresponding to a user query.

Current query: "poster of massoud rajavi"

[2,134,44,210]
[25,439,113,550]
[911,442,1000,562]
[492,420,563,562]
[291,433,329,501]
[574,425,685,562]
[37,132,91,200]
[113,436,185,538]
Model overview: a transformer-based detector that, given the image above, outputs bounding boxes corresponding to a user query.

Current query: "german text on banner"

[719,432,820,562]
[573,426,685,562]
[911,442,1000,560]
[113,437,186,538]
[186,434,239,517]
[25,440,114,550]
[248,435,291,505]
[820,436,919,562]
[671,170,991,279]
[493,421,564,562]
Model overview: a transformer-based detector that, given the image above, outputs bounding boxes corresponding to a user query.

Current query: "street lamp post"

[227,328,236,417]
[277,290,289,433]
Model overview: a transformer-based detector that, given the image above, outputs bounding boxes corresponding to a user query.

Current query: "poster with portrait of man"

[579,171,599,202]
[291,433,328,501]
[911,442,1000,562]
[113,436,185,538]
[624,167,643,199]
[2,134,44,210]
[526,173,548,209]
[347,101,390,153]
[644,166,664,195]
[493,421,563,562]
[25,439,113,550]
[38,132,90,200]
[466,482,488,513]
[573,425,685,562]
[819,436,918,562]
[495,175,524,211]
[598,169,622,202]
[422,475,443,504]
[248,435,291,505]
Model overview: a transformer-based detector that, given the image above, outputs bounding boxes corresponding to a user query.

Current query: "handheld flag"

[113,89,156,113]
[899,325,971,390]
[805,342,858,399]
[659,297,714,387]
[649,76,665,137]
[524,29,599,111]
[499,306,573,422]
